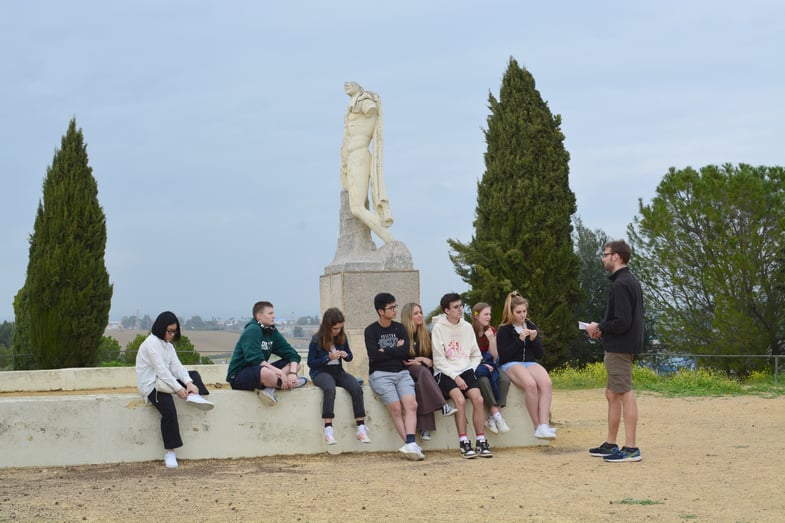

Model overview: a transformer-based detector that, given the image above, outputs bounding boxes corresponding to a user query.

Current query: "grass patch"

[613,498,663,505]
[552,363,785,397]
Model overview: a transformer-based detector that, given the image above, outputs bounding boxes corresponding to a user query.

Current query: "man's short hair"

[440,292,462,313]
[374,293,396,313]
[605,240,632,264]
[253,301,274,316]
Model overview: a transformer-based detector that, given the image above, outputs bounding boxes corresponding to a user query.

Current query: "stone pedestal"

[324,191,414,274]
[320,270,419,381]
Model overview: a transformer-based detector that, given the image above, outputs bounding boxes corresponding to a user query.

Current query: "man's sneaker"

[356,424,371,443]
[588,442,619,457]
[495,416,511,434]
[604,446,642,463]
[399,442,425,461]
[484,416,499,435]
[476,439,493,458]
[257,387,278,406]
[459,440,477,459]
[534,424,556,440]
[420,430,432,441]
[324,426,336,445]
[185,394,214,411]
[293,376,308,388]
[164,451,178,469]
[442,403,457,417]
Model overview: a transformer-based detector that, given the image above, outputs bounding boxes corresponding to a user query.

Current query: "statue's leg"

[346,162,394,243]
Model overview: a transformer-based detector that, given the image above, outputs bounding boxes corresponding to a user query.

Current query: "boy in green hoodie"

[226,301,306,405]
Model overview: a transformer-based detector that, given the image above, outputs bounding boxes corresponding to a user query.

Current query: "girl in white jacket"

[136,311,213,468]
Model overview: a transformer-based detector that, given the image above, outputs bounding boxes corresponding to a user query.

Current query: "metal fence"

[637,352,785,385]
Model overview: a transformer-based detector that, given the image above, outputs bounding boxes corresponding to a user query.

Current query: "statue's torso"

[343,108,377,152]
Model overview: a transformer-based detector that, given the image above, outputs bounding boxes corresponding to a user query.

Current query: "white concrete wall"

[0,367,546,468]
[0,365,228,392]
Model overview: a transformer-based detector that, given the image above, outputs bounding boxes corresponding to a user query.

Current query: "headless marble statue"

[340,81,394,243]
[326,82,413,274]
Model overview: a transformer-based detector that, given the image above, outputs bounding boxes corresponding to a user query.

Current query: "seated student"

[308,307,371,446]
[431,293,492,459]
[496,291,556,440]
[471,302,511,434]
[400,302,457,442]
[226,300,307,405]
[136,311,214,469]
[365,292,424,461]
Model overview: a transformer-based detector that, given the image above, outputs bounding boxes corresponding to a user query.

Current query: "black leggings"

[147,370,208,450]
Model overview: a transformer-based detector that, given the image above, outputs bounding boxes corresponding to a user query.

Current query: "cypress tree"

[448,58,581,367]
[14,118,113,368]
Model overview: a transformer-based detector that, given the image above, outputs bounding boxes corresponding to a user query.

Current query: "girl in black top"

[496,291,556,440]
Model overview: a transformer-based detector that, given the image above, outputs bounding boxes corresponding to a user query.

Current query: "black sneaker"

[476,439,493,458]
[604,446,642,463]
[589,441,619,457]
[460,440,477,459]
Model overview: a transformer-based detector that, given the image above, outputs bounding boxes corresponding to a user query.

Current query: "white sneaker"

[484,416,499,434]
[420,430,432,441]
[495,416,511,434]
[257,387,278,406]
[399,442,425,461]
[356,424,371,443]
[186,394,214,411]
[164,451,178,469]
[534,424,556,440]
[442,403,457,416]
[293,376,308,388]
[324,426,336,445]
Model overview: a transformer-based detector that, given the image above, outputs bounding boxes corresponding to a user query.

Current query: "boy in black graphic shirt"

[364,293,423,460]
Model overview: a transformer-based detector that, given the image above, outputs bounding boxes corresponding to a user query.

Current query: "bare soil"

[1,390,782,522]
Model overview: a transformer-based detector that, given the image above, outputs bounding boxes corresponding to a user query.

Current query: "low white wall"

[0,367,546,468]
[0,365,229,392]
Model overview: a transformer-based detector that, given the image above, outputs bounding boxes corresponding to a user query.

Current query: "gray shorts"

[369,370,416,405]
[605,351,634,393]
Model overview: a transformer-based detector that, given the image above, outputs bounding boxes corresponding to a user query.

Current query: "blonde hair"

[499,291,529,326]
[400,302,432,358]
[471,302,491,339]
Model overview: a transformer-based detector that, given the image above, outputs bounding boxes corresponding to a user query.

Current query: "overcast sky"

[1,1,783,323]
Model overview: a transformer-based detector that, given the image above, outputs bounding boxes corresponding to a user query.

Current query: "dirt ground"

[1,389,782,522]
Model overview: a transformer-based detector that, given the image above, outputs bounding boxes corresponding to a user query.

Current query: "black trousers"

[147,370,208,450]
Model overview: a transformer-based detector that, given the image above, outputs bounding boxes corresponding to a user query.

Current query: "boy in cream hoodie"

[431,293,491,458]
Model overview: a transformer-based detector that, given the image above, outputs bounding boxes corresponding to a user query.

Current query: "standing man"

[340,81,394,243]
[365,292,423,460]
[586,240,644,462]
[431,293,491,459]
[226,301,307,406]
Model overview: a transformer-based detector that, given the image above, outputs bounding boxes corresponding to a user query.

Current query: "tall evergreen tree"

[448,58,581,367]
[14,118,113,369]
